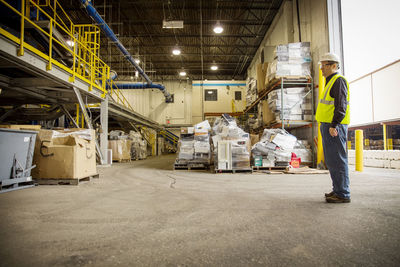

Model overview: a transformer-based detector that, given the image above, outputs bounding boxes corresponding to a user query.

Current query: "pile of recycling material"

[251,128,312,167]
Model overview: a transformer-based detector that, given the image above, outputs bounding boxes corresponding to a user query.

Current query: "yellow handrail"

[0,0,138,113]
[107,80,135,111]
[0,0,108,95]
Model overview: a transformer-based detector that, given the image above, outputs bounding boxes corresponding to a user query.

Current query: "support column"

[100,95,109,165]
[73,87,104,164]
[327,0,345,74]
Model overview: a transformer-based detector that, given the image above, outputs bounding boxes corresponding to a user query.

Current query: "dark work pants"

[320,122,350,199]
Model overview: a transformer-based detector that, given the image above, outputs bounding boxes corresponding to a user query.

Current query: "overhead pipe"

[79,0,173,103]
[109,83,166,90]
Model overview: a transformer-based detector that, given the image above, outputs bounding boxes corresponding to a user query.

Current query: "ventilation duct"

[79,0,173,103]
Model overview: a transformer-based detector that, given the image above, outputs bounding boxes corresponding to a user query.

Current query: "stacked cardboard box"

[177,121,212,162]
[267,42,311,81]
[267,87,312,121]
[32,128,97,179]
[108,130,147,161]
[212,114,251,170]
[108,139,132,161]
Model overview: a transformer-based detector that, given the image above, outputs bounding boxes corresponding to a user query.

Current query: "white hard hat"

[319,53,340,64]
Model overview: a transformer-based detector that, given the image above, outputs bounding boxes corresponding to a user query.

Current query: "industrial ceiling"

[63,0,284,81]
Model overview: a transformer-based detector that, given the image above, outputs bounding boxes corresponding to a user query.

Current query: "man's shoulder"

[333,75,348,85]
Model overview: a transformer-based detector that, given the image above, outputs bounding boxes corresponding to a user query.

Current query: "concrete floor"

[1,154,399,267]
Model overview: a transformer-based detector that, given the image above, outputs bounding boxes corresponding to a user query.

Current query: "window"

[235,91,242,100]
[205,89,217,101]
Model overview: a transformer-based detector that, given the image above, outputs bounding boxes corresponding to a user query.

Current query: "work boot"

[324,191,335,198]
[325,194,351,203]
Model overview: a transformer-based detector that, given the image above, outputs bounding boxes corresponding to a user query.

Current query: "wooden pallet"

[214,168,253,174]
[174,162,211,170]
[252,166,289,171]
[35,174,99,185]
[113,158,131,163]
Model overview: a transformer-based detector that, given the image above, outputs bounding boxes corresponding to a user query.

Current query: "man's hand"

[329,127,338,137]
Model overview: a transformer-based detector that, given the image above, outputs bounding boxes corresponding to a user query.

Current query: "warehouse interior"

[0,0,399,266]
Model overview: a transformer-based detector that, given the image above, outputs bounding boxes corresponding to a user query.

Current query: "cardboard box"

[181,127,194,134]
[257,63,269,92]
[0,124,41,131]
[261,100,276,124]
[32,129,97,179]
[108,139,132,161]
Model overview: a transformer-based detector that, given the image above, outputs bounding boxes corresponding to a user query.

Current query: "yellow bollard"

[317,68,325,165]
[347,141,351,150]
[388,139,393,150]
[355,130,363,172]
[383,124,387,150]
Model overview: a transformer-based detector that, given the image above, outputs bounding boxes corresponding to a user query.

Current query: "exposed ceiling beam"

[100,43,259,48]
[106,61,245,65]
[100,53,253,57]
[123,34,264,38]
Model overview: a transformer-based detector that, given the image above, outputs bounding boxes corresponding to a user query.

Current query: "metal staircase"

[159,129,179,152]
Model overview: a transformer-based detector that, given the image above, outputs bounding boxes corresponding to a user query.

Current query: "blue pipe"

[79,0,173,103]
[108,83,165,90]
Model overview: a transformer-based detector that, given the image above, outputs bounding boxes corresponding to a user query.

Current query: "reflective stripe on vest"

[315,74,350,124]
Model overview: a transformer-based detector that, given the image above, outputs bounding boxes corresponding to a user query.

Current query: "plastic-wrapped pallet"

[212,114,251,170]
[178,140,195,160]
[267,42,311,82]
[291,140,312,163]
[109,130,129,140]
[268,87,312,121]
[193,120,211,161]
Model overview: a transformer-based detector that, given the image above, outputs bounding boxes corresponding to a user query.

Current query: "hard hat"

[319,53,340,64]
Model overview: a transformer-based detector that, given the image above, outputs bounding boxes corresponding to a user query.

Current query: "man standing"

[316,53,351,203]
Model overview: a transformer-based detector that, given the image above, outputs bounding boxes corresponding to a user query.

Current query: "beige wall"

[247,0,329,89]
[118,80,192,125]
[191,80,247,124]
[117,79,246,126]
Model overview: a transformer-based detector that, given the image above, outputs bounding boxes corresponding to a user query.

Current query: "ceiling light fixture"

[134,59,140,64]
[211,65,218,71]
[213,22,223,34]
[179,71,187,76]
[172,47,181,55]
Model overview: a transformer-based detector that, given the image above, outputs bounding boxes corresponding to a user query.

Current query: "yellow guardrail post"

[388,138,393,150]
[18,0,26,56]
[355,129,363,172]
[46,19,53,70]
[347,141,351,150]
[317,68,325,166]
[383,123,387,150]
[89,53,94,91]
[76,103,80,126]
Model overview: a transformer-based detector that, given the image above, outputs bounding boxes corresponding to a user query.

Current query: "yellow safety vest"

[315,74,350,124]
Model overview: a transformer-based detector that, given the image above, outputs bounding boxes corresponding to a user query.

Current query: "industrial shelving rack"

[243,76,315,166]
